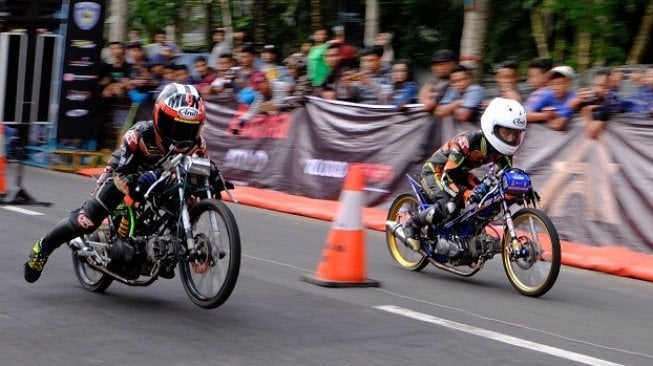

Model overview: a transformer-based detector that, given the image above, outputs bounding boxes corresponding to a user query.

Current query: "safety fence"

[203,96,653,256]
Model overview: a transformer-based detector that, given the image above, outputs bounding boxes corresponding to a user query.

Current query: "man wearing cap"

[526,65,580,131]
[418,49,458,112]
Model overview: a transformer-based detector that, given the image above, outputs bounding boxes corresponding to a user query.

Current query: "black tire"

[71,240,114,293]
[179,199,241,309]
[385,193,429,272]
[502,208,561,297]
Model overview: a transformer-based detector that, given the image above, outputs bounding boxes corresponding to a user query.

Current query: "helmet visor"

[494,126,523,146]
[157,113,201,145]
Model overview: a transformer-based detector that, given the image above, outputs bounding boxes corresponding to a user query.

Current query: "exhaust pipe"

[386,221,409,244]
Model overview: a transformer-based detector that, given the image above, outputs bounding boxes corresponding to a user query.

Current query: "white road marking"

[1,205,45,216]
[375,305,623,366]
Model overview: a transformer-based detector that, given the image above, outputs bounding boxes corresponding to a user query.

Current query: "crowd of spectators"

[99,26,652,143]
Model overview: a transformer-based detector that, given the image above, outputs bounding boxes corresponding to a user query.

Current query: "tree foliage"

[127,0,653,67]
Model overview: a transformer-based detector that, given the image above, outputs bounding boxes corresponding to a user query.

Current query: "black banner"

[203,96,653,254]
[57,0,105,139]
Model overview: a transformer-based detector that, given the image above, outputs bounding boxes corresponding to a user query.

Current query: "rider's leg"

[24,180,124,283]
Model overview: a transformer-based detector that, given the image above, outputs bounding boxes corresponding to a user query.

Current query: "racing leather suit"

[416,130,511,225]
[38,121,206,256]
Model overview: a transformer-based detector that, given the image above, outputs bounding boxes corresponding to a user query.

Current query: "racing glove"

[136,170,159,196]
[465,182,489,204]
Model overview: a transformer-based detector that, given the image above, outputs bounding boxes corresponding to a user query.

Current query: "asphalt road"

[1,166,652,366]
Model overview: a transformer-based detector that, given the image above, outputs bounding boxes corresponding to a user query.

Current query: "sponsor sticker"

[66,90,91,101]
[178,107,200,119]
[69,57,94,67]
[74,2,102,31]
[65,109,90,117]
[70,39,97,49]
[63,73,98,82]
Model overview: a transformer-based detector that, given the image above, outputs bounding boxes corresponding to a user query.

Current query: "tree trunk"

[459,0,490,78]
[364,0,379,47]
[530,7,550,58]
[219,0,233,35]
[254,0,267,45]
[311,0,321,30]
[577,30,591,71]
[108,0,128,42]
[627,0,653,64]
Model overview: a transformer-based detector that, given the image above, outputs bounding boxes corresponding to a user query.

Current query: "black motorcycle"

[68,144,241,309]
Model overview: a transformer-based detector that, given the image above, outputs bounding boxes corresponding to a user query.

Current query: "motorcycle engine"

[468,233,502,257]
[108,237,146,280]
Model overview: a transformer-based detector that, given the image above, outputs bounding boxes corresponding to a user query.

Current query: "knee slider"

[70,211,100,234]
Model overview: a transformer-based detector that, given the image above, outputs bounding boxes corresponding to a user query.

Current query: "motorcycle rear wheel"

[71,237,114,293]
[386,193,428,271]
[502,208,561,297]
[179,199,241,309]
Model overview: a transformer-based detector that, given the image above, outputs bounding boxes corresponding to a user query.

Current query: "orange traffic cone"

[0,123,6,196]
[302,164,380,287]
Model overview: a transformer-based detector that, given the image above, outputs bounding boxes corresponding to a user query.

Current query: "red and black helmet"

[152,83,206,147]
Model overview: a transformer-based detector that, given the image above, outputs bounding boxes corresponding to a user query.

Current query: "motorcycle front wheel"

[502,208,561,297]
[386,193,428,271]
[179,199,241,309]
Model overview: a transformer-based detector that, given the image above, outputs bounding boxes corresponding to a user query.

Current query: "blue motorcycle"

[386,165,561,297]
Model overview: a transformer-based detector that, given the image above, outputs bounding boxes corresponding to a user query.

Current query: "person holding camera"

[578,68,613,139]
[208,53,239,99]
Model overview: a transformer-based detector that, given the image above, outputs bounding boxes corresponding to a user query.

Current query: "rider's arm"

[111,129,144,194]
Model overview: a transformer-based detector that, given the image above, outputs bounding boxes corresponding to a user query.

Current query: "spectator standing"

[99,42,133,125]
[418,49,458,112]
[191,56,218,96]
[233,44,259,92]
[125,42,148,68]
[231,28,252,62]
[525,65,579,131]
[492,60,523,102]
[524,58,553,107]
[144,29,166,60]
[317,43,355,101]
[622,65,653,116]
[127,28,142,44]
[259,44,292,85]
[234,71,290,134]
[284,52,312,99]
[332,25,358,69]
[208,53,238,99]
[209,28,231,69]
[385,59,418,109]
[604,67,625,114]
[435,64,485,124]
[307,28,331,87]
[375,32,395,67]
[352,45,392,105]
[578,68,612,139]
[173,64,192,84]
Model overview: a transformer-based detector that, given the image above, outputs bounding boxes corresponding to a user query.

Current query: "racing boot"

[24,238,50,283]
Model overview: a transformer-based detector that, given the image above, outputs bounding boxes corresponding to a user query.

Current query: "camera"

[227,66,241,77]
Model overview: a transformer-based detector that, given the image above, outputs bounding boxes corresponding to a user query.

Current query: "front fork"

[501,200,523,257]
[176,168,196,257]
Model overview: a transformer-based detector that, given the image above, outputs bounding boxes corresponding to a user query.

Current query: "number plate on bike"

[502,170,531,193]
[183,156,211,176]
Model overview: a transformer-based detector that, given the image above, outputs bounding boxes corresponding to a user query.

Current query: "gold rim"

[503,212,554,293]
[386,195,425,269]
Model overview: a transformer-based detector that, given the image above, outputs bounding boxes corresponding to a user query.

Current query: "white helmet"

[480,97,527,155]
